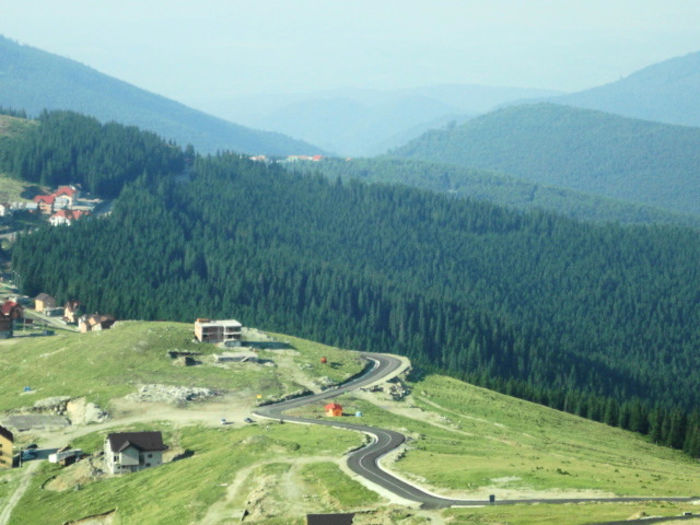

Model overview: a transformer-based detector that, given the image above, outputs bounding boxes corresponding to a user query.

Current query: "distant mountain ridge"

[212,85,562,156]
[555,51,700,127]
[0,35,323,155]
[296,157,700,228]
[392,103,700,216]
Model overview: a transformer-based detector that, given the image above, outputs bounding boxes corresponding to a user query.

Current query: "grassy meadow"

[293,374,700,499]
[0,321,365,412]
[8,423,369,525]
[2,322,698,524]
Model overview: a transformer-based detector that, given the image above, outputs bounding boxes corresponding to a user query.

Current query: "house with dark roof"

[79,313,116,333]
[104,431,167,474]
[0,425,14,469]
[35,293,56,313]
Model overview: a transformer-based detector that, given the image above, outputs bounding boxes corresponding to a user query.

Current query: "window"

[145,462,151,467]
[113,455,118,462]
[147,453,152,458]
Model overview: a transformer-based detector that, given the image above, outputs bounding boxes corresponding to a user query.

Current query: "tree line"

[0,110,184,197]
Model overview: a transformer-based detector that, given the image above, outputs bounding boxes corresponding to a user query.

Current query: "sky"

[1,0,699,110]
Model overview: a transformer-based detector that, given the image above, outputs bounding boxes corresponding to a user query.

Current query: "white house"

[53,195,71,210]
[104,431,167,474]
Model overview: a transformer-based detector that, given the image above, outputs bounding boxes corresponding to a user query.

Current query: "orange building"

[324,403,343,417]
[0,425,13,469]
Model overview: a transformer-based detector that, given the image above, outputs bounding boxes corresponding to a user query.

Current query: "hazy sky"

[2,0,699,108]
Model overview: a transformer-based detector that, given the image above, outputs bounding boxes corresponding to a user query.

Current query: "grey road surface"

[254,352,699,509]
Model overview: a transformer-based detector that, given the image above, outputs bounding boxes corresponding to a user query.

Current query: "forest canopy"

[6,117,700,456]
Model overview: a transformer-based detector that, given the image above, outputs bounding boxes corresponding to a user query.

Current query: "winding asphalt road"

[254,353,698,509]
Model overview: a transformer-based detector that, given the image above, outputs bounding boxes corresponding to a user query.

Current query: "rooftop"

[107,431,166,453]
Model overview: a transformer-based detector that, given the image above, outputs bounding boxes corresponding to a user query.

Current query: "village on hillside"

[0,184,103,246]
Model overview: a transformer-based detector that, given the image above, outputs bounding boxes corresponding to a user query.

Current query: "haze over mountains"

[207,85,562,156]
[1,33,699,221]
[555,51,700,128]
[0,35,323,156]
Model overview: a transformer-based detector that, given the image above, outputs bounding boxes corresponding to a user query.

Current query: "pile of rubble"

[126,384,217,404]
[3,396,109,428]
[31,396,108,424]
[361,377,411,401]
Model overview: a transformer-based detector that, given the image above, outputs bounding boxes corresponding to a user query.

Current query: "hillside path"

[0,460,39,525]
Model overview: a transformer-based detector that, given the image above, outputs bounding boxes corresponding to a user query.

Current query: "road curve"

[254,353,698,509]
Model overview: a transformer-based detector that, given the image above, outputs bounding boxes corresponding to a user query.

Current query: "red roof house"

[54,186,78,198]
[33,194,55,214]
[1,300,23,320]
[49,209,89,226]
[324,403,343,417]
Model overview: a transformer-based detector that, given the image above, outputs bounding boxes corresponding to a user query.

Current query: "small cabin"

[35,293,56,313]
[324,403,343,417]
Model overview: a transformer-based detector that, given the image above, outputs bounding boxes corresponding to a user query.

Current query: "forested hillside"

[0,35,322,155]
[392,103,700,216]
[12,151,700,455]
[556,50,700,127]
[0,110,184,197]
[293,157,700,227]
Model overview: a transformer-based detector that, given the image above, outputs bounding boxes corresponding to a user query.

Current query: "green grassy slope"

[0,115,37,202]
[392,103,700,216]
[1,323,698,524]
[0,114,35,139]
[296,374,700,499]
[293,157,700,227]
[8,424,368,525]
[0,321,364,410]
[0,35,323,155]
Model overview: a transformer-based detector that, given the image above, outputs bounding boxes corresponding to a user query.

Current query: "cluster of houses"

[0,291,116,338]
[32,186,90,226]
[33,293,115,332]
[0,184,93,227]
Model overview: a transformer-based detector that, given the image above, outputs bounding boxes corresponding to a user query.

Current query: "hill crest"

[0,35,323,156]
[555,50,700,127]
[392,102,700,216]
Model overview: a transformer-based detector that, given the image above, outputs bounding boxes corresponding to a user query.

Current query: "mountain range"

[392,103,700,216]
[555,51,700,128]
[0,35,322,156]
[213,85,561,156]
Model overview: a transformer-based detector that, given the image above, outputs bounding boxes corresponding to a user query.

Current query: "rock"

[66,398,109,425]
[172,356,199,366]
[387,377,410,401]
[314,376,335,388]
[33,396,71,414]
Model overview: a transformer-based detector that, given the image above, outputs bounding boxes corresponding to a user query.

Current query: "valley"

[0,19,699,524]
